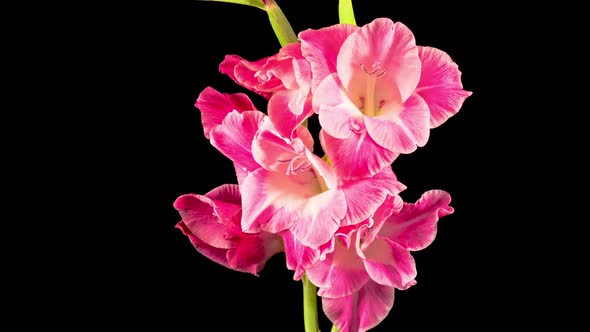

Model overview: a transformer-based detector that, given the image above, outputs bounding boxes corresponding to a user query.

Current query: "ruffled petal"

[299,24,359,91]
[340,166,406,226]
[320,129,398,180]
[195,87,257,139]
[416,46,473,128]
[219,54,279,98]
[315,73,361,138]
[306,240,369,298]
[380,189,454,251]
[268,90,314,139]
[281,229,321,280]
[227,233,283,276]
[322,280,395,332]
[362,238,417,290]
[363,93,430,154]
[173,193,233,249]
[241,168,322,234]
[175,221,231,269]
[209,110,265,172]
[337,18,421,105]
[290,189,346,248]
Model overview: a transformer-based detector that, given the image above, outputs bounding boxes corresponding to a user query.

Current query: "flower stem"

[302,274,320,332]
[330,324,339,332]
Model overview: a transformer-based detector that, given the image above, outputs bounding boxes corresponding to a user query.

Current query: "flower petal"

[340,166,406,226]
[306,239,369,298]
[322,280,395,332]
[320,129,398,180]
[337,18,421,104]
[227,233,283,276]
[362,238,417,290]
[173,193,233,249]
[268,90,314,139]
[315,73,361,138]
[210,110,265,172]
[290,189,346,248]
[299,24,359,91]
[380,189,454,251]
[280,229,321,280]
[175,221,231,269]
[363,93,430,154]
[195,87,257,139]
[416,46,473,128]
[219,54,278,98]
[241,168,322,234]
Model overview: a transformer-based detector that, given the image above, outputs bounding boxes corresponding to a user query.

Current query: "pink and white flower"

[300,17,472,179]
[306,190,454,332]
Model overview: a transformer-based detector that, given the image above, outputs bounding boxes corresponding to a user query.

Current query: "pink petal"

[299,24,359,91]
[209,110,265,173]
[268,90,314,138]
[362,238,417,290]
[363,93,430,154]
[306,240,370,298]
[320,129,398,180]
[337,18,421,105]
[195,87,257,139]
[203,184,242,223]
[322,280,395,332]
[315,73,361,138]
[241,168,322,234]
[380,189,454,251]
[340,166,406,226]
[280,230,321,280]
[290,189,347,248]
[227,233,283,276]
[251,117,302,173]
[173,193,233,249]
[363,195,405,245]
[175,221,231,269]
[416,46,473,128]
[219,54,278,99]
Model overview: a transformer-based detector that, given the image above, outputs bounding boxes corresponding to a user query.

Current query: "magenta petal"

[306,240,370,298]
[268,90,314,138]
[320,129,398,180]
[173,193,233,249]
[416,46,473,128]
[380,189,454,251]
[281,230,321,280]
[322,280,395,332]
[290,189,346,248]
[227,233,283,276]
[219,54,278,99]
[209,110,264,173]
[175,221,231,269]
[340,166,406,226]
[299,24,359,91]
[364,93,430,154]
[195,87,257,139]
[363,238,417,289]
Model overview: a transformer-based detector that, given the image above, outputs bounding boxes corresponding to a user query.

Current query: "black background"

[2,0,588,330]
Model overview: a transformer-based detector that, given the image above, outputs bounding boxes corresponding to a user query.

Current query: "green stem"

[331,325,339,332]
[264,0,298,46]
[302,274,320,332]
[338,0,357,25]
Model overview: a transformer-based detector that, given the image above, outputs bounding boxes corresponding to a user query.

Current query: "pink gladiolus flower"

[300,18,471,179]
[174,184,283,275]
[307,190,454,332]
[219,43,313,138]
[241,116,406,249]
